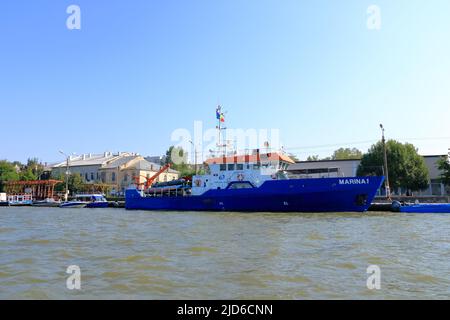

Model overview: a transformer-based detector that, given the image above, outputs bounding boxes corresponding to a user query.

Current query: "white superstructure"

[191,152,295,195]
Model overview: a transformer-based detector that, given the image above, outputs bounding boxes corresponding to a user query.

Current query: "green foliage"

[52,172,84,195]
[331,148,362,160]
[0,160,19,192]
[164,145,191,173]
[52,173,66,192]
[0,157,46,191]
[25,158,45,179]
[164,146,187,166]
[67,173,84,195]
[357,140,429,191]
[162,145,208,177]
[177,164,196,177]
[18,168,37,181]
[437,157,450,186]
[306,155,320,161]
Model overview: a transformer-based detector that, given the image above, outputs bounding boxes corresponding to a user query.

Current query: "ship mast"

[216,105,227,156]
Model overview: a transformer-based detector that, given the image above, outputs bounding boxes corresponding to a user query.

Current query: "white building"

[286,155,449,196]
[51,152,180,195]
[287,159,360,179]
[51,152,135,183]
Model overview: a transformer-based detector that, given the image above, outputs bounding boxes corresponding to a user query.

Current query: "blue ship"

[126,151,384,212]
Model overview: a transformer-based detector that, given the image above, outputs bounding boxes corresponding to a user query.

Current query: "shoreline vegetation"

[1,141,449,197]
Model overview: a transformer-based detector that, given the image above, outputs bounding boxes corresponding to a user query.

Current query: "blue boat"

[60,194,108,208]
[126,152,384,213]
[394,202,450,213]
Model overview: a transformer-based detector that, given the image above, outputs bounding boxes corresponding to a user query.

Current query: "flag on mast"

[216,105,221,120]
[220,113,225,122]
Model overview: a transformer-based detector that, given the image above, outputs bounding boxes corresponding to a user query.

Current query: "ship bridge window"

[220,164,226,171]
[228,164,235,171]
[236,164,244,170]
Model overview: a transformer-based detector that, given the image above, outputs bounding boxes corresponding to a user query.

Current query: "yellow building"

[98,156,179,195]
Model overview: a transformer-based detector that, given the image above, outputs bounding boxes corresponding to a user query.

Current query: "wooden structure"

[4,180,62,200]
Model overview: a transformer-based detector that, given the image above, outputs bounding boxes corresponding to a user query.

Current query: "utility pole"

[380,124,390,199]
[189,140,198,175]
[59,150,73,202]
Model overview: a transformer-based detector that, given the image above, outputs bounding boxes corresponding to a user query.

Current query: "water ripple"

[0,207,449,299]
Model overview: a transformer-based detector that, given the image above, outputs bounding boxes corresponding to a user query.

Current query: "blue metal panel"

[400,204,450,213]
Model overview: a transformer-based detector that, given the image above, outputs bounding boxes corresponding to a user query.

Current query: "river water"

[0,207,449,299]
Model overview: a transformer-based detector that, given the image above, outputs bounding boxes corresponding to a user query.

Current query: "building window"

[112,172,116,182]
[91,173,94,181]
[85,173,89,181]
[236,164,244,170]
[124,174,128,182]
[220,164,226,171]
[228,164,235,171]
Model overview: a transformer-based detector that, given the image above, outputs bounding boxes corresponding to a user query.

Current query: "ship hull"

[126,177,384,213]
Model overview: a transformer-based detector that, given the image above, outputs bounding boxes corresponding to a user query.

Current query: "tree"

[437,157,450,186]
[331,148,362,160]
[306,155,320,161]
[19,167,37,181]
[0,160,19,192]
[164,145,195,175]
[402,143,430,191]
[164,146,188,166]
[357,140,429,192]
[25,158,44,179]
[52,172,84,195]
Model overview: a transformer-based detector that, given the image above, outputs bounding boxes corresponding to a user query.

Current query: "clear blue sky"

[1,0,449,163]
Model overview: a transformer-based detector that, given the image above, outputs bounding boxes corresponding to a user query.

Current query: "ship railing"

[208,147,287,158]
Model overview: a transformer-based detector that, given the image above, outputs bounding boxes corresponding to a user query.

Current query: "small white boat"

[32,198,61,207]
[59,200,88,208]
